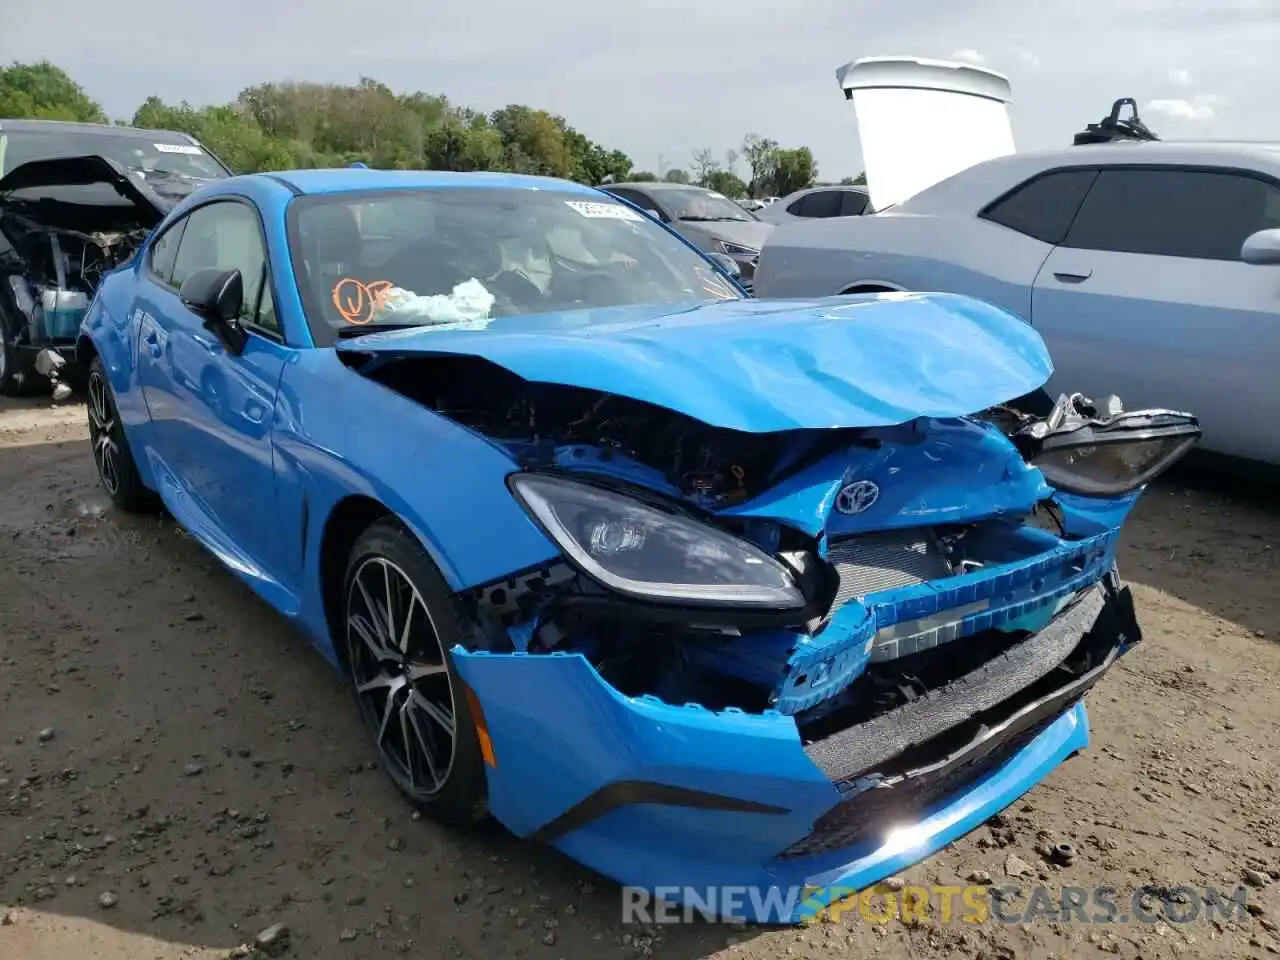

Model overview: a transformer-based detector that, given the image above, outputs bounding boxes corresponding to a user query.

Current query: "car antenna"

[1072,98,1161,145]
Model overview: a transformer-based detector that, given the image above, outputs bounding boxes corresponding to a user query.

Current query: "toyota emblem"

[835,480,880,515]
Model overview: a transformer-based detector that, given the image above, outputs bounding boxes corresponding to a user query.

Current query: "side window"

[839,191,869,216]
[147,221,186,284]
[1062,168,1280,261]
[980,169,1098,244]
[170,200,280,334]
[789,190,844,218]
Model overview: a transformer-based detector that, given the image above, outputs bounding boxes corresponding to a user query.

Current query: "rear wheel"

[343,520,488,826]
[86,357,157,513]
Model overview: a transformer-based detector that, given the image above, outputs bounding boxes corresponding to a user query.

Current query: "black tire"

[86,357,158,513]
[342,518,489,826]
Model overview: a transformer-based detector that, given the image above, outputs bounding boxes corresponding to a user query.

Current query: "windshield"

[657,187,757,223]
[0,129,229,181]
[290,188,742,333]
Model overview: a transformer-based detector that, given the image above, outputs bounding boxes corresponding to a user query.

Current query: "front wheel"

[86,357,157,513]
[343,519,489,826]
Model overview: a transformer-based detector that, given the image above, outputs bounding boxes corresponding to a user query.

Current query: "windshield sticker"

[332,278,394,325]
[563,200,644,222]
[153,143,205,155]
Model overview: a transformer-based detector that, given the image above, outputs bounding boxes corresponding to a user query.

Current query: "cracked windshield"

[293,188,741,332]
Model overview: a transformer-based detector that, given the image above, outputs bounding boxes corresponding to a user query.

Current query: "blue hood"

[336,293,1052,432]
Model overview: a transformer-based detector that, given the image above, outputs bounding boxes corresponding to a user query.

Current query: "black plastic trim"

[264,173,303,196]
[528,781,789,844]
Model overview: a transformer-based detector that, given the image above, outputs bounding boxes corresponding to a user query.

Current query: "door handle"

[143,330,162,358]
[1053,269,1092,283]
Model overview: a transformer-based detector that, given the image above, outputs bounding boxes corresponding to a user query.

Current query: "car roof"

[1006,139,1280,168]
[262,168,603,196]
[611,182,707,192]
[896,139,1280,216]
[0,118,196,141]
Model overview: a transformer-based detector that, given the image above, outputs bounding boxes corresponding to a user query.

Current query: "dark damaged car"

[77,168,1200,923]
[0,119,231,396]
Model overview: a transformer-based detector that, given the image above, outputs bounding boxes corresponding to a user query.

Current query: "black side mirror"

[706,252,742,279]
[180,267,248,355]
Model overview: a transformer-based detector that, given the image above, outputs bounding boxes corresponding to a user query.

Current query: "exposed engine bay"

[0,155,174,397]
[357,354,1199,764]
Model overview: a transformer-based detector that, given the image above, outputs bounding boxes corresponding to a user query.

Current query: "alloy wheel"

[87,371,120,495]
[346,556,457,795]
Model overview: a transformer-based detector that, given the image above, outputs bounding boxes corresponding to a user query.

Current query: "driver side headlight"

[509,473,805,610]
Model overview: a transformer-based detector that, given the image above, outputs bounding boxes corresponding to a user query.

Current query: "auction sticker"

[153,143,205,155]
[564,200,644,222]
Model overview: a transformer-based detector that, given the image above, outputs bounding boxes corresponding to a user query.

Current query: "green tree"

[703,170,747,198]
[739,134,778,197]
[768,147,817,196]
[628,170,658,181]
[663,168,690,184]
[0,62,107,123]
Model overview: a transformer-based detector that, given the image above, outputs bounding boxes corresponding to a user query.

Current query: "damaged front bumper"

[451,571,1141,923]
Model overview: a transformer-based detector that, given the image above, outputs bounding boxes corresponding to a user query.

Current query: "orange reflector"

[463,682,497,767]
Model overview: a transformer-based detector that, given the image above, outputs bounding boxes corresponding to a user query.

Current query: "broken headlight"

[509,473,805,610]
[1017,394,1201,497]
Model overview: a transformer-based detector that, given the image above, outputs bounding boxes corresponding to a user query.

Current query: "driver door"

[134,197,293,585]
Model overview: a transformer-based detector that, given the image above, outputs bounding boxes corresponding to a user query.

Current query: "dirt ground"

[1,397,1278,960]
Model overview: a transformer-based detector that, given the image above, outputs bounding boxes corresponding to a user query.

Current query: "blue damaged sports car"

[77,168,1201,923]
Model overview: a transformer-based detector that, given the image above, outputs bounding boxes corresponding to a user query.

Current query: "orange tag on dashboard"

[332,278,393,325]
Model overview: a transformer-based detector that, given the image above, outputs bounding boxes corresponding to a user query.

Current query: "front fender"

[276,350,561,596]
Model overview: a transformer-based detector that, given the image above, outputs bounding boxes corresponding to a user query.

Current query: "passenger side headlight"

[1026,409,1201,496]
[509,473,805,609]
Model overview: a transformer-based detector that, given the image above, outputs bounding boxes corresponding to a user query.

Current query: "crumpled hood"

[0,154,171,223]
[338,292,1053,433]
[681,218,774,251]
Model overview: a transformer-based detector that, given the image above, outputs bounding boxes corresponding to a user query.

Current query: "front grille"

[827,531,953,607]
[777,710,1063,860]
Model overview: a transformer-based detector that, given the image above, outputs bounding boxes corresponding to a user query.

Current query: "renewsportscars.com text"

[621,883,1251,926]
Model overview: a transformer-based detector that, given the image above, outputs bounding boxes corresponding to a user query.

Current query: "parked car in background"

[0,119,232,397]
[600,181,772,290]
[756,184,871,224]
[754,140,1280,468]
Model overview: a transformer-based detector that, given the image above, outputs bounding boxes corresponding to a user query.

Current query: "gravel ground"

[1,397,1278,960]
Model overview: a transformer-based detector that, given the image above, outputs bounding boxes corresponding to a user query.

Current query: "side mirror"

[179,267,248,354]
[706,253,742,279]
[1241,228,1280,265]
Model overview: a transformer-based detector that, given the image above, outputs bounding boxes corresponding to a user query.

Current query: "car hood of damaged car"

[335,292,1054,433]
[0,154,182,221]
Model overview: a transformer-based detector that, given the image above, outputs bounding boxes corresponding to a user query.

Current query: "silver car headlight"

[509,473,804,609]
[718,241,759,258]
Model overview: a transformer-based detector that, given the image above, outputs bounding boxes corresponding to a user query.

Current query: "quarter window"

[1062,168,1280,261]
[170,200,280,334]
[839,191,870,216]
[788,190,844,218]
[980,169,1098,244]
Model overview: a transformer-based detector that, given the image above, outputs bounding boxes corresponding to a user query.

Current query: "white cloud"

[1146,94,1223,121]
[949,48,986,65]
[1167,68,1193,86]
[1016,50,1042,69]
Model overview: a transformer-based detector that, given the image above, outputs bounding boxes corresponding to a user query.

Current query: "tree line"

[0,62,835,198]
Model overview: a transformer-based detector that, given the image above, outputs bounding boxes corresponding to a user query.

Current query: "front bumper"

[451,576,1139,924]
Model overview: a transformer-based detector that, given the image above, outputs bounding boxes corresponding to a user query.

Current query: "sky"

[2,0,1278,182]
